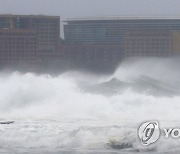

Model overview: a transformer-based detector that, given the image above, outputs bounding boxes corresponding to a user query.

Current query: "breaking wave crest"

[0,57,180,121]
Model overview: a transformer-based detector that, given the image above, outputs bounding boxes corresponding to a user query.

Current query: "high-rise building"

[64,17,180,57]
[0,14,60,69]
[0,14,60,52]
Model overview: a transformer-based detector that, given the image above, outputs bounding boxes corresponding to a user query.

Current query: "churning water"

[0,57,180,154]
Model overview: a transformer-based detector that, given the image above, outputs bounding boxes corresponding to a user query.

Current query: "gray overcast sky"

[0,0,180,18]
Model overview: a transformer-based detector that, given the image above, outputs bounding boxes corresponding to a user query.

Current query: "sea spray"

[0,57,180,153]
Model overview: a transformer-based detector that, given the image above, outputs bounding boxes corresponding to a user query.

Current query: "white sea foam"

[0,57,180,153]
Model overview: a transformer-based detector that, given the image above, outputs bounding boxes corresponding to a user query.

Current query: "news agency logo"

[138,121,180,146]
[138,121,160,146]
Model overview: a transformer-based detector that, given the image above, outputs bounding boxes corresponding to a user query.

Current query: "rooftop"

[0,14,60,19]
[64,16,180,22]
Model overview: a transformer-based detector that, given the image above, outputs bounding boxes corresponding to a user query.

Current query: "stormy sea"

[1,57,180,154]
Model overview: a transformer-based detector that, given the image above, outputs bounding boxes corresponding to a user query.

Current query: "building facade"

[0,14,60,70]
[0,29,37,69]
[0,15,60,52]
[1,15,180,72]
[62,17,180,72]
[64,17,180,56]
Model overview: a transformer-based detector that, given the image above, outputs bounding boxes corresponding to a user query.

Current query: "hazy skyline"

[0,0,180,18]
